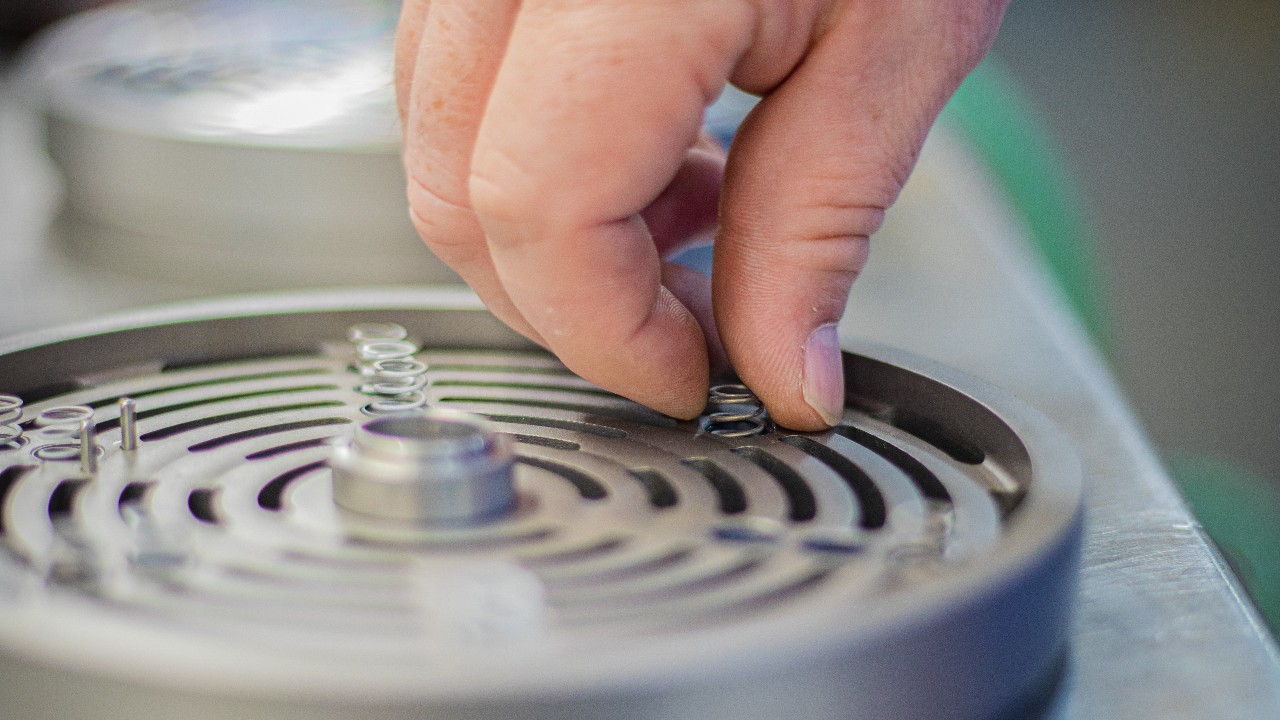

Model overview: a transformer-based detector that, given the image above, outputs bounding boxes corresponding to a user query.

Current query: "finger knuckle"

[468,143,546,229]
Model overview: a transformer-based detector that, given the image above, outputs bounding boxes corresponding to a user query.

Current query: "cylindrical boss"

[331,410,516,523]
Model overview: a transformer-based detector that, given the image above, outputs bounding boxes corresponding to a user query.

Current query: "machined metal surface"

[5,49,1278,714]
[332,410,518,523]
[0,289,1081,720]
[20,0,451,290]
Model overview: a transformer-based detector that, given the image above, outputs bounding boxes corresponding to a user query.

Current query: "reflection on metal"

[20,0,451,290]
[702,383,771,437]
[0,289,1082,720]
[118,397,138,451]
[332,410,517,523]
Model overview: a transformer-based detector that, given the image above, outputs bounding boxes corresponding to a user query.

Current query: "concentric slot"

[81,368,330,410]
[505,433,581,451]
[516,456,608,500]
[429,379,615,397]
[48,479,88,519]
[729,447,817,522]
[780,436,887,529]
[188,488,220,524]
[480,413,627,440]
[557,555,766,607]
[681,458,748,515]
[889,411,986,465]
[717,568,834,618]
[245,437,331,460]
[118,481,152,509]
[258,461,327,512]
[139,402,347,442]
[626,468,679,509]
[440,396,675,428]
[0,465,33,534]
[94,384,341,433]
[419,362,575,377]
[540,546,695,587]
[522,537,629,566]
[345,526,559,552]
[187,417,351,452]
[831,424,951,503]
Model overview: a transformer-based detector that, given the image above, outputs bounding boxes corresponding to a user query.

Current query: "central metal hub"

[331,409,516,523]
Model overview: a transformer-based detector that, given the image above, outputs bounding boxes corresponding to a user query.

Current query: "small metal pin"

[118,397,139,451]
[78,418,98,475]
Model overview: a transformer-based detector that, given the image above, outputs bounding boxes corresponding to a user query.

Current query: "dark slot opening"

[626,467,679,509]
[730,447,817,522]
[95,385,339,433]
[48,479,88,519]
[162,354,310,373]
[84,369,329,409]
[506,433,581,451]
[781,436,886,529]
[258,461,327,511]
[724,569,833,616]
[832,425,952,502]
[187,417,351,452]
[430,380,614,397]
[188,488,219,524]
[681,458,748,515]
[245,437,331,460]
[424,363,574,376]
[118,481,152,509]
[0,466,32,533]
[516,456,608,500]
[139,401,346,442]
[441,396,676,428]
[479,413,627,439]
[522,537,625,566]
[614,558,764,602]
[546,547,694,586]
[891,411,986,465]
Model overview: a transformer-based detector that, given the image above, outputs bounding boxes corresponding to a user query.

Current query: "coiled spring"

[702,384,770,438]
[348,323,429,415]
[30,405,99,471]
[0,394,24,448]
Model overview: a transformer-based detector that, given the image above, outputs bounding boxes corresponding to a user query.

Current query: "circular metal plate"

[0,288,1082,720]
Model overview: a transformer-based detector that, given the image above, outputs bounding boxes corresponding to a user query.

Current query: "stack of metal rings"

[347,323,430,415]
[0,394,24,450]
[702,384,771,438]
[31,405,98,469]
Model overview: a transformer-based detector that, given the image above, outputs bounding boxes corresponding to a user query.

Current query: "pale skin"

[395,0,1009,430]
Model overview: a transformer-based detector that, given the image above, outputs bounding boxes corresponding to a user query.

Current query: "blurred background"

[2,0,1277,553]
[994,0,1280,494]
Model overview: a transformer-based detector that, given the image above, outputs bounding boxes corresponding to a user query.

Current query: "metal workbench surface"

[2,70,1279,718]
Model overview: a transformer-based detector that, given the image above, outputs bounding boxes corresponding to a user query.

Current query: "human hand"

[395,0,1008,430]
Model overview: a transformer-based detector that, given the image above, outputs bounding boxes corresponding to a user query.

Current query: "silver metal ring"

[362,391,428,415]
[35,406,94,427]
[0,394,23,425]
[363,358,427,378]
[356,340,418,363]
[346,323,408,343]
[331,409,517,523]
[0,424,24,445]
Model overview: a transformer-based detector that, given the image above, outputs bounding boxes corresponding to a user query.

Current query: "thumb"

[715,1,1005,430]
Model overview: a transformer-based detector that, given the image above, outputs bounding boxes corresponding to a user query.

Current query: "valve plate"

[0,288,1081,720]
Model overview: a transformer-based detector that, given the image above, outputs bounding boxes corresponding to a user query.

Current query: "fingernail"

[802,323,844,427]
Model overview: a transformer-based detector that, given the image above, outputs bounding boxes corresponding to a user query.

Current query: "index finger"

[467,1,755,418]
